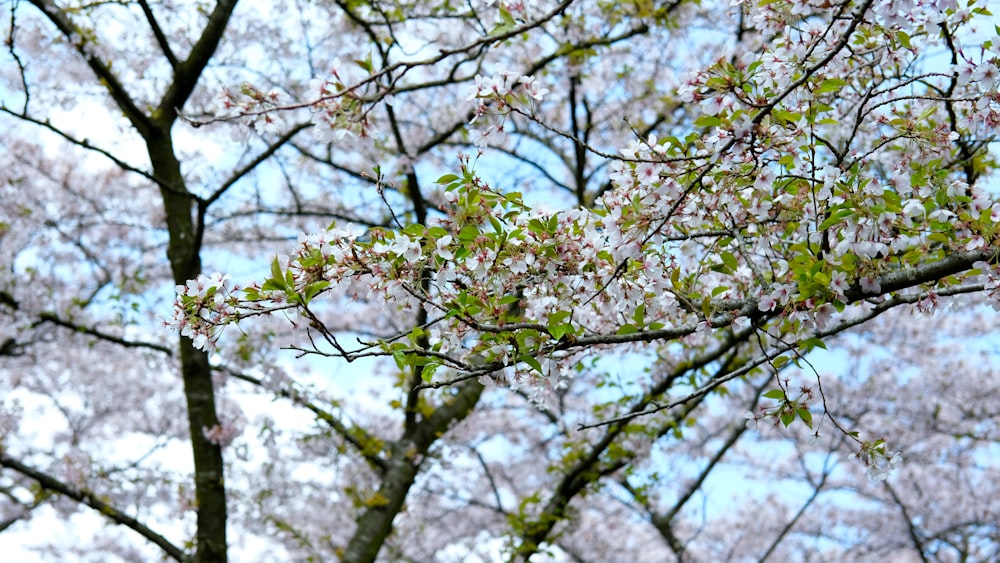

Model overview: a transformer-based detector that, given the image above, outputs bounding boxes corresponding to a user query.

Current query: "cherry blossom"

[4,0,1000,561]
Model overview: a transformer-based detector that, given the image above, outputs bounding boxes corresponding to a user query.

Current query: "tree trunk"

[152,132,228,563]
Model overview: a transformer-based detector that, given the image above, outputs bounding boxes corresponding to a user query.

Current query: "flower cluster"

[744,384,815,431]
[215,83,286,137]
[171,0,1000,485]
[202,422,242,448]
[975,261,1000,311]
[215,58,380,142]
[308,59,373,142]
[857,440,903,483]
[167,273,237,351]
[466,69,549,148]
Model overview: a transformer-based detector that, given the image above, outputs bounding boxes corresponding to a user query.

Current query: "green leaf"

[436,174,460,184]
[780,411,795,427]
[763,389,786,400]
[773,109,800,125]
[548,320,574,341]
[548,311,572,326]
[797,408,813,429]
[488,214,504,234]
[302,281,330,303]
[632,303,645,326]
[705,76,728,91]
[772,355,789,368]
[799,337,827,352]
[408,326,426,343]
[403,223,426,237]
[499,5,516,25]
[519,355,544,375]
[458,225,480,241]
[547,214,559,233]
[816,78,847,94]
[515,330,540,350]
[527,218,547,234]
[420,362,439,382]
[392,350,406,370]
[353,54,373,73]
[819,208,854,230]
[896,30,912,49]
[262,259,288,293]
[270,257,282,282]
[695,115,722,127]
[489,19,517,36]
[928,232,950,244]
[721,251,738,273]
[500,294,520,306]
[262,278,286,292]
[616,324,638,336]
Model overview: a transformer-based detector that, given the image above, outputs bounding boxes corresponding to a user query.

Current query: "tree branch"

[884,481,930,563]
[758,463,833,562]
[341,380,484,563]
[205,122,312,207]
[35,312,174,356]
[26,0,156,137]
[640,378,772,558]
[581,281,985,430]
[0,105,166,186]
[2,291,172,356]
[137,0,179,69]
[156,0,239,126]
[220,366,388,472]
[0,452,188,562]
[512,338,745,559]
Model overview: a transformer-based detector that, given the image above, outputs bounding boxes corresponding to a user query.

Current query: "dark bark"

[512,341,744,560]
[137,1,240,558]
[149,131,228,563]
[341,380,484,563]
[24,0,242,559]
[0,453,187,561]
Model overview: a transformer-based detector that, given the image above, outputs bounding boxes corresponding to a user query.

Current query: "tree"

[1,0,999,561]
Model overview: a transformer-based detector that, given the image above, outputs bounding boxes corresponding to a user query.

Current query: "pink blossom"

[435,235,454,261]
[202,423,240,448]
[813,303,836,330]
[758,294,776,312]
[519,75,550,101]
[754,166,777,191]
[634,162,660,186]
[829,270,849,299]
[701,95,726,116]
[860,275,881,294]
